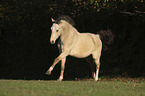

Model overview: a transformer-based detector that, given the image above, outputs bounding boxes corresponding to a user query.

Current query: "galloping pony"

[46,15,114,81]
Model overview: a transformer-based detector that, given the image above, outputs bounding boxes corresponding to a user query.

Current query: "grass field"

[0,78,145,96]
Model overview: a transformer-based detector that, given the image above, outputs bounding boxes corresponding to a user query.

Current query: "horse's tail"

[98,29,115,51]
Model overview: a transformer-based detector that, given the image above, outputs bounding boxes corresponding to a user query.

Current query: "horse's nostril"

[51,41,55,44]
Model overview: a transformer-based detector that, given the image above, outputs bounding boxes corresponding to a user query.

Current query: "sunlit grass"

[0,78,145,96]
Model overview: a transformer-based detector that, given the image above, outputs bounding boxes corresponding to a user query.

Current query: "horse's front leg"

[57,58,66,81]
[46,56,60,75]
[46,51,68,76]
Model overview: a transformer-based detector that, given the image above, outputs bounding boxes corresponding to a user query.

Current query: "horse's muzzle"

[50,40,55,44]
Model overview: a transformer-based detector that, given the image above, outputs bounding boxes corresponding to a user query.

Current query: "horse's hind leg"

[92,52,101,81]
[86,56,95,78]
[57,57,66,81]
[94,59,100,81]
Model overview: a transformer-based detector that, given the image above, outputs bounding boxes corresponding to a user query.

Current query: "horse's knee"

[54,57,60,63]
[61,65,65,70]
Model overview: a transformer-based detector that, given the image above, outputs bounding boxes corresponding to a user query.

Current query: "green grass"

[0,78,145,96]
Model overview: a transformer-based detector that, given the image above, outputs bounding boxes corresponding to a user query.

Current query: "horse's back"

[79,33,102,48]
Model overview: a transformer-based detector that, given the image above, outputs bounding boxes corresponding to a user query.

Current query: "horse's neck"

[60,23,78,42]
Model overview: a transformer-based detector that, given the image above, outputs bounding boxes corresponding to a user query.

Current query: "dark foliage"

[0,0,145,80]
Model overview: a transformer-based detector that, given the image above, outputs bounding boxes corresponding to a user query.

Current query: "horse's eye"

[56,30,59,32]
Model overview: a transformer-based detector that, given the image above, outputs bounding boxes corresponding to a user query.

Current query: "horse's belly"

[69,52,90,58]
[69,42,94,58]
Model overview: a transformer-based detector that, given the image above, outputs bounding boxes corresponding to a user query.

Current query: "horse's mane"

[54,15,75,26]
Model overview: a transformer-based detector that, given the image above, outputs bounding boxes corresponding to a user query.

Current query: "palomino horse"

[46,16,114,81]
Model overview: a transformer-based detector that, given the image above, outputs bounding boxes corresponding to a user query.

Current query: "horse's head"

[50,18,61,44]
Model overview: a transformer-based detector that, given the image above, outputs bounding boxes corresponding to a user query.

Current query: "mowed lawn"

[0,78,145,96]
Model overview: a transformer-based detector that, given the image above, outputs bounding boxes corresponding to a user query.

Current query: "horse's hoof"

[95,78,98,82]
[45,71,51,75]
[57,79,62,81]
[95,79,98,82]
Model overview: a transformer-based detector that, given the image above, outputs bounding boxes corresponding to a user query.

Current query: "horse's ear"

[51,18,55,22]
